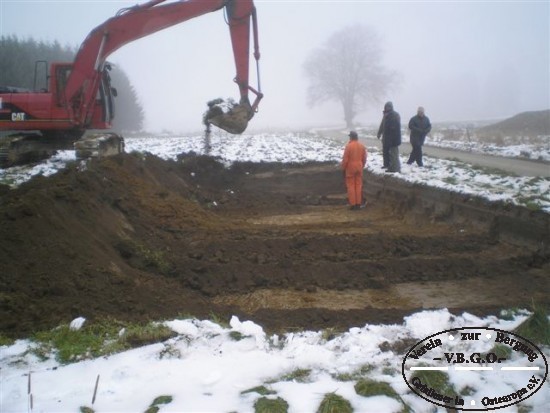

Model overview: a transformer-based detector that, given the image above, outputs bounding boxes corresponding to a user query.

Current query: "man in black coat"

[377,101,401,173]
[407,106,432,167]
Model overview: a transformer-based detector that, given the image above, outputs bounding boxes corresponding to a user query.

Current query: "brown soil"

[1,153,549,338]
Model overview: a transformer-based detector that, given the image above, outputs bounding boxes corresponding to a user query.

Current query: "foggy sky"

[1,0,549,133]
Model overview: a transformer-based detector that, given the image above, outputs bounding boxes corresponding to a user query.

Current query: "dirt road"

[328,132,550,177]
[1,154,548,337]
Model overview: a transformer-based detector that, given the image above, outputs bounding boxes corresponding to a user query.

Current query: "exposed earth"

[1,153,549,338]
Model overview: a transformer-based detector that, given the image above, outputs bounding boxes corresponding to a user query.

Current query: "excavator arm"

[65,0,262,133]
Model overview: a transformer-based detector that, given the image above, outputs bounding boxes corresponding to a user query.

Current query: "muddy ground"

[0,153,549,338]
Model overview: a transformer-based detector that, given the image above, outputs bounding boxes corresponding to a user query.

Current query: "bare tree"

[304,24,397,128]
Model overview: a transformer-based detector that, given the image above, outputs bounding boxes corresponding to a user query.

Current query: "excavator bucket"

[203,98,254,134]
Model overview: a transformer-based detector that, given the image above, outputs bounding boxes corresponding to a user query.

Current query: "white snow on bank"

[427,137,550,163]
[1,310,548,412]
[352,125,550,162]
[425,126,550,162]
[0,150,77,187]
[124,132,550,213]
[1,131,549,212]
[124,132,343,164]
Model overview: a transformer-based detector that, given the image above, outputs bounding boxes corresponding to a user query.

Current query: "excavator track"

[0,132,124,169]
[0,133,61,168]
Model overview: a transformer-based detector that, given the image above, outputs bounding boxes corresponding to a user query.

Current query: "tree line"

[0,35,144,132]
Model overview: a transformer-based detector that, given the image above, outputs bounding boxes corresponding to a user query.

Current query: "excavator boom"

[0,0,262,167]
[66,0,262,131]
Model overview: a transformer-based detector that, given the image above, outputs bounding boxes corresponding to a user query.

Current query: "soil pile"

[1,153,548,338]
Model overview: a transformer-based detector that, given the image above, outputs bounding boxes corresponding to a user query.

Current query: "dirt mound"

[1,153,549,338]
[0,154,220,336]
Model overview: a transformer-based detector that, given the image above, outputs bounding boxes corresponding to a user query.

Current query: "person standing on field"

[377,116,389,169]
[378,101,401,173]
[341,131,367,210]
[407,106,431,167]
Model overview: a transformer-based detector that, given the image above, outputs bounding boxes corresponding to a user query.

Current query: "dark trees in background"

[0,35,144,132]
[109,66,145,132]
[0,36,74,90]
[304,24,397,129]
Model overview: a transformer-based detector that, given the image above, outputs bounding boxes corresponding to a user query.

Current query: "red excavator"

[0,0,262,167]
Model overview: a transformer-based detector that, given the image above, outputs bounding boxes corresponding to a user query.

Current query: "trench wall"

[365,172,550,253]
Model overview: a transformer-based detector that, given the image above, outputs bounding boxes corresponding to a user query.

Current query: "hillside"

[476,109,550,140]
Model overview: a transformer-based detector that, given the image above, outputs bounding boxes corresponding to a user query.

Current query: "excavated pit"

[0,153,548,337]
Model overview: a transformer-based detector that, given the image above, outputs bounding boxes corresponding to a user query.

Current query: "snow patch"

[69,317,86,331]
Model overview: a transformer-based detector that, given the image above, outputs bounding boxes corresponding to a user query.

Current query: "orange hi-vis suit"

[341,139,367,207]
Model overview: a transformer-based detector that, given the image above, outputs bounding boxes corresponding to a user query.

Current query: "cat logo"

[12,112,26,121]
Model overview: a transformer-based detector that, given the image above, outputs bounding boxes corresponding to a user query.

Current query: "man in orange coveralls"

[341,131,367,210]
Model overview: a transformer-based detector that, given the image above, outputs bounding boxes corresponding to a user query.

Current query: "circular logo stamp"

[402,327,548,411]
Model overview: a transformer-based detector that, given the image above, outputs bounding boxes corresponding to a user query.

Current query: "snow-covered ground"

[427,133,550,162]
[1,310,548,412]
[353,124,550,162]
[1,132,549,212]
[137,132,550,213]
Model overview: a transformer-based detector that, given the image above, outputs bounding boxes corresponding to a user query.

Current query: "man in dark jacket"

[377,101,401,173]
[407,106,431,167]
